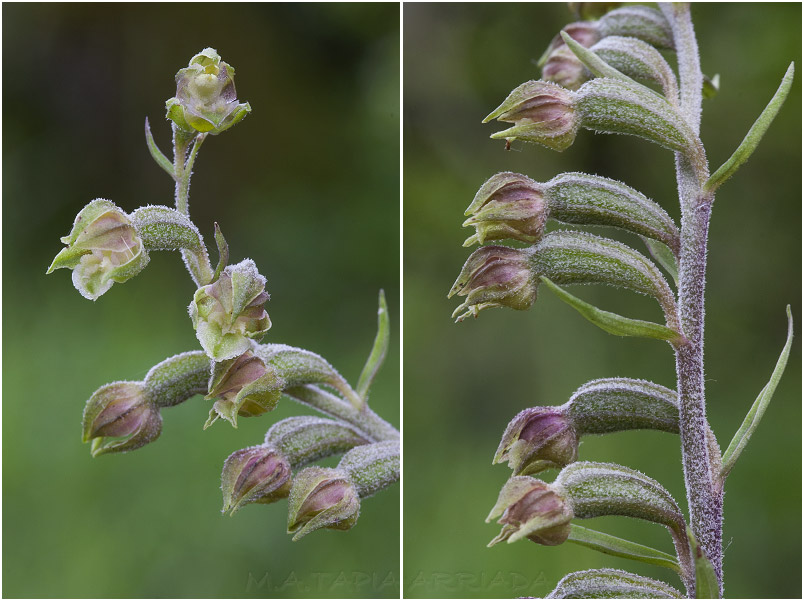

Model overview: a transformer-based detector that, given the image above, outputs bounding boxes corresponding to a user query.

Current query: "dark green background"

[404,3,800,598]
[3,3,399,598]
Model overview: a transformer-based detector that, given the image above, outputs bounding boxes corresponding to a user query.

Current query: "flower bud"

[166,48,251,135]
[82,381,161,457]
[462,172,548,246]
[287,467,360,541]
[597,5,674,50]
[221,445,292,514]
[568,3,620,21]
[542,45,590,91]
[47,199,149,300]
[547,569,683,599]
[448,246,537,322]
[486,476,573,547]
[483,81,579,151]
[205,350,284,428]
[494,407,578,476]
[189,259,271,361]
[540,22,602,66]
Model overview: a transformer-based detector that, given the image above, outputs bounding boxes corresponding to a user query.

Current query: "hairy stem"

[172,124,213,286]
[285,384,399,443]
[667,3,723,595]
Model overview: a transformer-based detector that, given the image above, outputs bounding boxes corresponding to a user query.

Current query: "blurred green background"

[403,3,800,598]
[3,4,398,598]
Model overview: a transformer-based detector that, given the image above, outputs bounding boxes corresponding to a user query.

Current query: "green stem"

[284,384,399,443]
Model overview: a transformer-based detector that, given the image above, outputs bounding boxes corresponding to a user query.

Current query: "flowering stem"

[665,3,723,595]
[172,124,213,286]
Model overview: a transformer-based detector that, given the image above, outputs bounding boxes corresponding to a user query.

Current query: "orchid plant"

[47,48,399,541]
[449,4,794,597]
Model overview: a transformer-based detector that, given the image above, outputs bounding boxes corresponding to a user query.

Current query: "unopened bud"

[287,467,360,541]
[82,381,161,456]
[205,350,283,428]
[47,199,149,301]
[494,407,578,476]
[166,48,251,135]
[462,172,548,246]
[483,81,579,151]
[542,45,590,90]
[189,259,271,361]
[221,445,291,514]
[448,246,537,322]
[486,476,573,546]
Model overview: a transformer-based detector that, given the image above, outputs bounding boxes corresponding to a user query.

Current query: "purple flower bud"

[287,467,360,541]
[486,476,573,547]
[190,259,272,361]
[82,381,162,457]
[542,46,590,91]
[483,81,579,151]
[166,48,251,135]
[463,172,548,246]
[47,199,149,300]
[494,407,579,475]
[205,350,283,427]
[448,246,537,322]
[221,445,292,515]
[541,21,602,65]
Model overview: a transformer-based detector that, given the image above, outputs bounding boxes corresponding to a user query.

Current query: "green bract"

[47,199,149,300]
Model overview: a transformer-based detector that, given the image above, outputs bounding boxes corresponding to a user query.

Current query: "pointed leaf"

[706,63,795,193]
[212,222,229,282]
[641,236,679,286]
[144,117,175,178]
[567,524,681,573]
[356,290,389,403]
[541,277,682,342]
[720,305,793,480]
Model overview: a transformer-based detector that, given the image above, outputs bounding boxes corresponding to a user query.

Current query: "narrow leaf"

[705,63,795,193]
[356,290,389,403]
[720,305,793,480]
[688,528,720,598]
[212,222,229,282]
[567,524,681,573]
[144,117,175,178]
[641,236,679,286]
[541,277,682,342]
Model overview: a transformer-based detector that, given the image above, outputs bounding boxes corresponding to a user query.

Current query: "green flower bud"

[189,259,271,361]
[597,5,674,50]
[462,172,548,246]
[546,569,683,599]
[205,350,283,428]
[494,407,578,476]
[166,48,251,135]
[221,445,291,515]
[448,246,538,322]
[81,381,161,457]
[483,80,579,151]
[47,199,149,300]
[486,476,573,547]
[287,467,360,541]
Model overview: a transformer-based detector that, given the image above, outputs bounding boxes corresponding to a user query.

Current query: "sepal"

[546,568,683,599]
[337,441,400,498]
[486,476,573,546]
[221,445,292,514]
[189,259,271,361]
[82,381,161,456]
[286,467,360,541]
[47,199,149,300]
